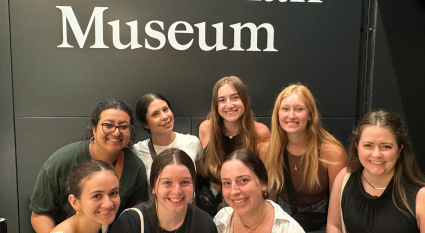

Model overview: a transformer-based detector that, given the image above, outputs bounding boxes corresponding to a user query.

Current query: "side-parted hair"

[222,149,269,199]
[150,148,196,191]
[203,76,257,181]
[66,159,118,200]
[135,93,172,134]
[265,83,344,192]
[84,99,136,143]
[347,109,425,217]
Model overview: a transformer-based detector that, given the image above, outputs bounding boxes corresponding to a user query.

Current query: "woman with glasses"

[30,99,149,233]
[132,93,202,182]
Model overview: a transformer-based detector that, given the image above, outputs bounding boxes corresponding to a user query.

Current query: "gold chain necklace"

[239,202,268,233]
[361,172,386,190]
[287,147,305,171]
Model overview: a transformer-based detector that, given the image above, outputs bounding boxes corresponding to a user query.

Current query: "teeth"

[109,139,120,141]
[370,161,384,165]
[233,198,247,204]
[170,198,183,202]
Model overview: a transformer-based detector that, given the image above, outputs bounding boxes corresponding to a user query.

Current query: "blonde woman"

[197,76,270,215]
[260,83,345,232]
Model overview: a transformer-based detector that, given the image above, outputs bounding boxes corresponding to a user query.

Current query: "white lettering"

[108,20,143,50]
[230,23,277,52]
[194,22,227,51]
[168,21,194,51]
[56,6,108,48]
[145,21,166,50]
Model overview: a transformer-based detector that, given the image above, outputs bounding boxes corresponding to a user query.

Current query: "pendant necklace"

[361,172,386,190]
[287,147,305,171]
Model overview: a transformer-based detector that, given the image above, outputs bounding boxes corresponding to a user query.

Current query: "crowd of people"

[29,76,425,233]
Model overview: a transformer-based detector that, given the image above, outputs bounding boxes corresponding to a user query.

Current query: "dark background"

[0,0,424,232]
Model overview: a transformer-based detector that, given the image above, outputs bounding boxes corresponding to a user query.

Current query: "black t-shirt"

[110,200,218,233]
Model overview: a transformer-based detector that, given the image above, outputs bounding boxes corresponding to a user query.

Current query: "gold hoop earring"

[90,137,94,143]
[126,140,133,148]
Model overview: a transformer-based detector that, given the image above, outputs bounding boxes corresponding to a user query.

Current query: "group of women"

[29,76,425,233]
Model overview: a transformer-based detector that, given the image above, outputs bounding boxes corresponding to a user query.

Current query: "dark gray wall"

[0,0,19,232]
[4,0,364,232]
[372,0,425,172]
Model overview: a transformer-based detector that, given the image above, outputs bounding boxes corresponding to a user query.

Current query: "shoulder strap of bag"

[283,150,299,215]
[115,150,125,180]
[340,171,351,233]
[148,138,157,160]
[121,207,144,233]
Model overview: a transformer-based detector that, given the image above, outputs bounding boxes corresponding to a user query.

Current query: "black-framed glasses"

[100,123,133,135]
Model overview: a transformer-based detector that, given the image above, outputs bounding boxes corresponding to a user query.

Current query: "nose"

[172,184,183,195]
[371,146,382,157]
[160,111,168,120]
[112,126,122,136]
[230,183,241,196]
[289,109,295,118]
[101,196,114,209]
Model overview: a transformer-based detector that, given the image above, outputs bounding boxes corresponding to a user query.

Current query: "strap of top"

[121,208,144,233]
[283,149,299,215]
[148,138,157,160]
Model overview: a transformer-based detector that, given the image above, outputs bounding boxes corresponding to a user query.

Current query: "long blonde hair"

[202,76,257,181]
[265,83,343,192]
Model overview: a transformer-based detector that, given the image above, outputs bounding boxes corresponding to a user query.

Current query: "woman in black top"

[110,148,217,233]
[327,110,425,232]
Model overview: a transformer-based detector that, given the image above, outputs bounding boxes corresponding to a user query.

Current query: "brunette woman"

[215,149,304,233]
[327,110,425,233]
[133,93,202,181]
[260,83,345,232]
[110,148,218,233]
[197,76,270,215]
[30,99,148,233]
[51,159,120,233]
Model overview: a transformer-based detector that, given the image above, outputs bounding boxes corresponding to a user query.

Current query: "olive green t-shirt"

[29,140,148,224]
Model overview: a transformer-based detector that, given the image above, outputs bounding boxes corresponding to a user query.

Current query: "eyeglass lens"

[101,123,132,135]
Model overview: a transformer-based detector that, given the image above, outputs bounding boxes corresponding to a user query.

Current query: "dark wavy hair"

[84,99,136,143]
[135,93,172,134]
[347,109,425,217]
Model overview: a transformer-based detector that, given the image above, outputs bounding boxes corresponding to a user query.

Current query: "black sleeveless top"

[341,170,420,233]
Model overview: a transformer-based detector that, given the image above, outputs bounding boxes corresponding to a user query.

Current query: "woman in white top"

[214,149,304,233]
[132,93,202,181]
[50,159,120,233]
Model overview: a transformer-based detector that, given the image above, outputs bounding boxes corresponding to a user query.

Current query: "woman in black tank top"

[327,110,425,233]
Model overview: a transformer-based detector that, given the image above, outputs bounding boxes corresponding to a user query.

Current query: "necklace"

[287,147,305,171]
[361,172,386,190]
[161,227,179,233]
[238,202,268,233]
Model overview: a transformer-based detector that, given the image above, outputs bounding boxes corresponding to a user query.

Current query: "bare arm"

[198,120,211,149]
[254,121,270,147]
[258,140,277,202]
[416,187,425,232]
[321,142,346,193]
[31,212,55,233]
[326,168,346,233]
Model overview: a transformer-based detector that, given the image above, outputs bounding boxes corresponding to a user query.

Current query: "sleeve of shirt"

[110,210,141,233]
[29,167,59,214]
[126,161,149,208]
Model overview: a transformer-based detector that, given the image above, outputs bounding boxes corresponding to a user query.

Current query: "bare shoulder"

[51,218,74,233]
[258,139,270,162]
[416,187,425,226]
[320,140,346,162]
[333,167,348,190]
[198,120,211,148]
[254,121,270,141]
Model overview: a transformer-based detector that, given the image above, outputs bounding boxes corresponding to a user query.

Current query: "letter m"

[230,23,277,52]
[56,6,108,48]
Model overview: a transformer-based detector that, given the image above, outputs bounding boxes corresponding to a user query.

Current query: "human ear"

[68,194,80,211]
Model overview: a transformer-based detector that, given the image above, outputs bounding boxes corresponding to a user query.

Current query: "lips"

[168,197,185,203]
[370,160,385,165]
[97,206,115,215]
[161,120,172,128]
[232,197,248,205]
[286,121,299,126]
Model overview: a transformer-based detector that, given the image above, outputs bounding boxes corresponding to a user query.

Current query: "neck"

[223,120,240,137]
[237,200,267,226]
[73,214,103,233]
[286,133,308,151]
[89,143,120,163]
[156,200,187,231]
[151,131,176,146]
[362,168,394,188]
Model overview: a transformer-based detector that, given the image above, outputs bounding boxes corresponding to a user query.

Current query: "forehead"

[81,170,119,193]
[360,125,396,142]
[147,99,168,111]
[159,163,192,179]
[99,109,130,122]
[218,83,238,96]
[280,93,306,106]
[221,159,253,178]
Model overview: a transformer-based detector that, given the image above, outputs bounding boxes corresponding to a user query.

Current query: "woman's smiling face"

[152,164,194,214]
[221,159,266,217]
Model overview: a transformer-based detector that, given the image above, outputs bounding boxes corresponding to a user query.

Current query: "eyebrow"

[89,187,119,195]
[102,119,129,124]
[159,177,192,181]
[221,175,251,180]
[218,93,239,98]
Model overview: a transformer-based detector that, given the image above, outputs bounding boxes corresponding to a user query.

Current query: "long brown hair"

[202,76,257,181]
[347,109,425,217]
[265,83,343,192]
